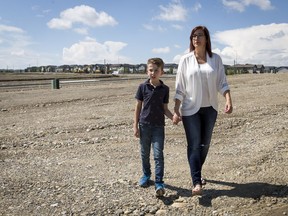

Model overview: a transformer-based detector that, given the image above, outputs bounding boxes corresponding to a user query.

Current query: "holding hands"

[173,113,181,125]
[173,100,182,125]
[173,106,182,125]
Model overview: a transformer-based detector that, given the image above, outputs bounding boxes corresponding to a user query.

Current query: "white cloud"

[47,5,118,30]
[174,44,181,49]
[0,24,31,49]
[32,5,51,18]
[152,47,170,54]
[192,2,202,12]
[0,24,24,33]
[222,0,245,12]
[0,24,35,69]
[213,23,288,66]
[73,28,89,35]
[143,24,166,32]
[11,50,25,56]
[154,2,187,21]
[222,0,274,12]
[143,24,154,31]
[31,5,40,11]
[172,54,182,64]
[62,37,128,65]
[173,48,189,64]
[171,24,183,30]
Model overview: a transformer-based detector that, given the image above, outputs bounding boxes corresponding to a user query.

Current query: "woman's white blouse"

[174,51,230,116]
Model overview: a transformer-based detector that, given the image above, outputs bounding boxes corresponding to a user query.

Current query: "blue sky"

[0,0,287,69]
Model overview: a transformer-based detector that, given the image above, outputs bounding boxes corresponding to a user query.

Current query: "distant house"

[255,64,265,73]
[85,64,103,73]
[23,62,287,75]
[228,64,255,74]
[72,65,84,73]
[135,64,146,73]
[264,66,277,73]
[227,64,265,74]
[56,66,64,73]
[45,65,57,72]
[164,63,178,74]
[276,66,288,73]
[56,65,72,73]
[109,63,135,74]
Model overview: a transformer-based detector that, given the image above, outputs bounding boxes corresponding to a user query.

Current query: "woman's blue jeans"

[182,106,217,186]
[139,123,165,184]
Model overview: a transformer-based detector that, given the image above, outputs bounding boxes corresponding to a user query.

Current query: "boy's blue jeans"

[139,123,165,184]
[182,106,217,186]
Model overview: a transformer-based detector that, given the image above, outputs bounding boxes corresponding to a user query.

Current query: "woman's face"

[192,29,206,49]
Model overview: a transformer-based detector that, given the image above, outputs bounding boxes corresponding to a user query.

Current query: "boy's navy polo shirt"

[135,79,169,126]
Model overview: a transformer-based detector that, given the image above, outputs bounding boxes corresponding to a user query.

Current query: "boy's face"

[147,63,163,80]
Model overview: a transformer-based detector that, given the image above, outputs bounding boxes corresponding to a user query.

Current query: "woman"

[173,26,233,196]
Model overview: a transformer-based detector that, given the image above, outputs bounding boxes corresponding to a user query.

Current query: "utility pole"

[104,59,107,74]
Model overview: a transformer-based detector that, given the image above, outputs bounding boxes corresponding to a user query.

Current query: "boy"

[133,57,173,197]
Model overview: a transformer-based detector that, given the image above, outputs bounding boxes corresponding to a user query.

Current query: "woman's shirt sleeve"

[216,55,230,95]
[174,57,186,102]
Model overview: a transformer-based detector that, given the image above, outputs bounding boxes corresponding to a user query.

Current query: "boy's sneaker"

[155,183,165,197]
[139,175,150,187]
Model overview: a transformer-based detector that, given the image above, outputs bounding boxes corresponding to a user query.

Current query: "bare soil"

[0,73,287,216]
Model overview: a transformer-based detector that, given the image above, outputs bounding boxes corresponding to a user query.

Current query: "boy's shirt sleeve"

[163,86,169,104]
[135,84,143,101]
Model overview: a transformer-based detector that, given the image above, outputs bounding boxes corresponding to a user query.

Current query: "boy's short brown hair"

[147,58,165,70]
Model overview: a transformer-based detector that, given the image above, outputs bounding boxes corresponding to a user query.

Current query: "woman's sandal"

[192,184,202,196]
[201,178,206,185]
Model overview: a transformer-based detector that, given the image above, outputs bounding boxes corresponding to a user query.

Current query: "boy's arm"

[164,103,173,121]
[133,100,142,138]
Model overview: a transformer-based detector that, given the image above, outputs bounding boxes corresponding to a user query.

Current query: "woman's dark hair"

[189,25,212,57]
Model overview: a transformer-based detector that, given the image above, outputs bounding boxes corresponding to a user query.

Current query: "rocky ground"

[0,73,287,216]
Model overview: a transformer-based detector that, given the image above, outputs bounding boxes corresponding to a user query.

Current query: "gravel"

[0,73,287,215]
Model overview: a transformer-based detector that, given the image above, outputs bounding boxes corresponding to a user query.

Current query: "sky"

[0,0,287,70]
